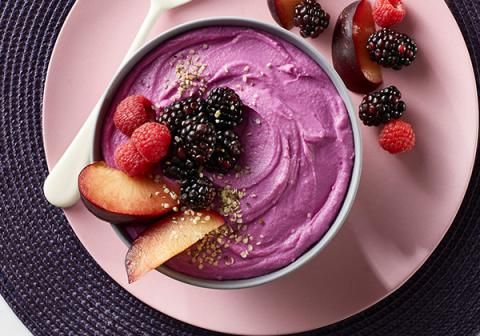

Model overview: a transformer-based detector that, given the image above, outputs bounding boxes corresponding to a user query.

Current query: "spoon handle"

[43,101,101,208]
[44,3,168,208]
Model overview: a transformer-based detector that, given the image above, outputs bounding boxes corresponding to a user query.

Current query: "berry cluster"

[113,95,171,176]
[159,87,245,210]
[359,86,415,154]
[358,0,416,154]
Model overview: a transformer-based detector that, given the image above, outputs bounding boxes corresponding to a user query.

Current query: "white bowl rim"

[93,16,363,290]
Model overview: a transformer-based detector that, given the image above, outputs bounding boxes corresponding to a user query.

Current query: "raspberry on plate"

[114,141,153,176]
[379,119,415,154]
[113,95,155,136]
[373,0,406,28]
[132,122,171,163]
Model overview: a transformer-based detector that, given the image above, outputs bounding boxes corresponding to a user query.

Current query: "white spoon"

[44,0,192,208]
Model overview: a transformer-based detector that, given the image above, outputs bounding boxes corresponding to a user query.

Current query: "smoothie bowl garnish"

[79,18,361,289]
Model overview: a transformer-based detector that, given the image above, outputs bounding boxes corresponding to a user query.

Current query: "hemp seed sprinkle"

[174,52,209,98]
[225,256,235,266]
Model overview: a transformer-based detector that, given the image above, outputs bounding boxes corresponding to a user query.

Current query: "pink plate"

[42,0,478,335]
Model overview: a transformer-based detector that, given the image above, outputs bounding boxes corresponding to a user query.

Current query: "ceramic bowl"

[93,17,362,289]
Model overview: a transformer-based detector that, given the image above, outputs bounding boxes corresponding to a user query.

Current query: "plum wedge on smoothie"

[78,161,179,224]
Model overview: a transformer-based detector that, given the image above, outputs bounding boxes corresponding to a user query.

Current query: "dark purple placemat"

[0,0,479,335]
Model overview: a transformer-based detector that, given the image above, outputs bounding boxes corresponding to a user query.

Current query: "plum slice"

[268,0,302,30]
[78,161,179,224]
[125,211,224,283]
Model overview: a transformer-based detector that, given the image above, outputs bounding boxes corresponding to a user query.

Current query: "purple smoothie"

[101,26,354,280]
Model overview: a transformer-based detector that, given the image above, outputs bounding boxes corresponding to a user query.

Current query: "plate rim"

[41,1,479,334]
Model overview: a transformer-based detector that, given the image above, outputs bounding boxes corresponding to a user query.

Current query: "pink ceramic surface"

[42,0,478,335]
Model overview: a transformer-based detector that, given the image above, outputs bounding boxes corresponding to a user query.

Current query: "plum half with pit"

[332,0,383,93]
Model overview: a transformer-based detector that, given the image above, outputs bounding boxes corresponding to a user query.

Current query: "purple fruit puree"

[101,26,354,280]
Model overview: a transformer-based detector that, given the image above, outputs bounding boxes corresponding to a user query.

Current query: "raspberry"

[131,122,171,163]
[379,120,415,154]
[114,141,152,176]
[113,95,155,136]
[373,0,406,28]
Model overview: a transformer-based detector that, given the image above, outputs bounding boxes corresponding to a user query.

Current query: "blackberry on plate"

[359,86,406,126]
[158,96,207,134]
[366,28,418,70]
[181,176,217,210]
[294,0,330,38]
[206,87,244,130]
[206,130,243,174]
[180,118,217,165]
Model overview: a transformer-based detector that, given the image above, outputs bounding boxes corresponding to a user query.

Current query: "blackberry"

[366,28,418,70]
[162,155,198,180]
[180,118,217,165]
[206,130,243,174]
[359,86,406,126]
[294,0,330,38]
[158,97,207,134]
[206,87,244,129]
[181,176,217,210]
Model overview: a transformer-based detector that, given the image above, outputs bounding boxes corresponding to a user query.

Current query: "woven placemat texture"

[0,0,479,335]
